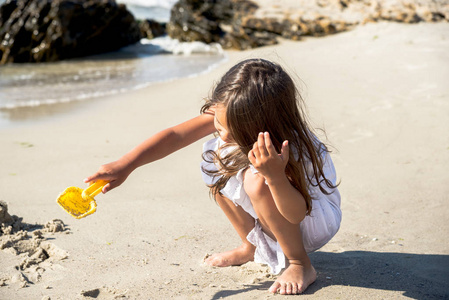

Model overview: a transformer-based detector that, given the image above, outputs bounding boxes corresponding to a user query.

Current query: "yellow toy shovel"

[56,180,108,219]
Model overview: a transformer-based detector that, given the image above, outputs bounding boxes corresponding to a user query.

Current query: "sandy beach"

[1,21,449,299]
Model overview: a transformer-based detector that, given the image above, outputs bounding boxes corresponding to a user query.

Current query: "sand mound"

[0,201,69,288]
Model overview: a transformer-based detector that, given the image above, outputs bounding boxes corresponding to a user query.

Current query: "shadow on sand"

[212,251,449,299]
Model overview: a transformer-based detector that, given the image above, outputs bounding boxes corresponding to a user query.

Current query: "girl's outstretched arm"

[84,112,216,193]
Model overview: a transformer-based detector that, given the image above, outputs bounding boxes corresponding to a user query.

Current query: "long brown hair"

[201,58,337,215]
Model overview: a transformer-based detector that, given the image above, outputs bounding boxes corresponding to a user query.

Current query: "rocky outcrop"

[166,0,235,44]
[166,0,275,50]
[0,0,142,64]
[167,0,449,50]
[139,19,166,40]
[1,0,447,62]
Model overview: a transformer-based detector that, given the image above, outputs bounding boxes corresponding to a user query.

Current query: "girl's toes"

[268,281,281,294]
[279,283,288,295]
[285,282,293,294]
[291,282,299,294]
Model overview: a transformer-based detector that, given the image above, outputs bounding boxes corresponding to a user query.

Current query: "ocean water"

[0,0,227,124]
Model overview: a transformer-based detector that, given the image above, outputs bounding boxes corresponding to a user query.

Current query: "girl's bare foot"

[268,261,317,295]
[205,243,255,267]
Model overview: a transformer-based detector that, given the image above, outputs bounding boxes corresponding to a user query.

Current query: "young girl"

[85,58,341,295]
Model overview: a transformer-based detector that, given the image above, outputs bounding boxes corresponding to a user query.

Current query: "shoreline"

[1,22,448,299]
[0,55,228,130]
[0,38,227,128]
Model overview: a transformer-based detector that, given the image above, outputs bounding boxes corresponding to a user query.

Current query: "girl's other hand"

[84,159,132,193]
[248,132,289,182]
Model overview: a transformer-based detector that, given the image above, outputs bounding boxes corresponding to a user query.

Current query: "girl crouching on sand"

[85,58,341,295]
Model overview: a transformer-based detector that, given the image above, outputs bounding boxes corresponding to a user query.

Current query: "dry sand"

[0,21,448,299]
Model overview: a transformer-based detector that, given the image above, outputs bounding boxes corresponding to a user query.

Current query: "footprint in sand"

[80,287,129,298]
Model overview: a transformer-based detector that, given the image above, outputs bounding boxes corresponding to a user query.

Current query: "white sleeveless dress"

[200,137,342,274]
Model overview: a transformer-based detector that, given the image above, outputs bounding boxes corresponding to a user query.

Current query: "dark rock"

[139,19,166,39]
[166,0,353,50]
[167,0,234,44]
[166,0,448,51]
[380,7,423,23]
[241,17,303,40]
[219,23,279,50]
[0,0,142,64]
[167,0,280,50]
